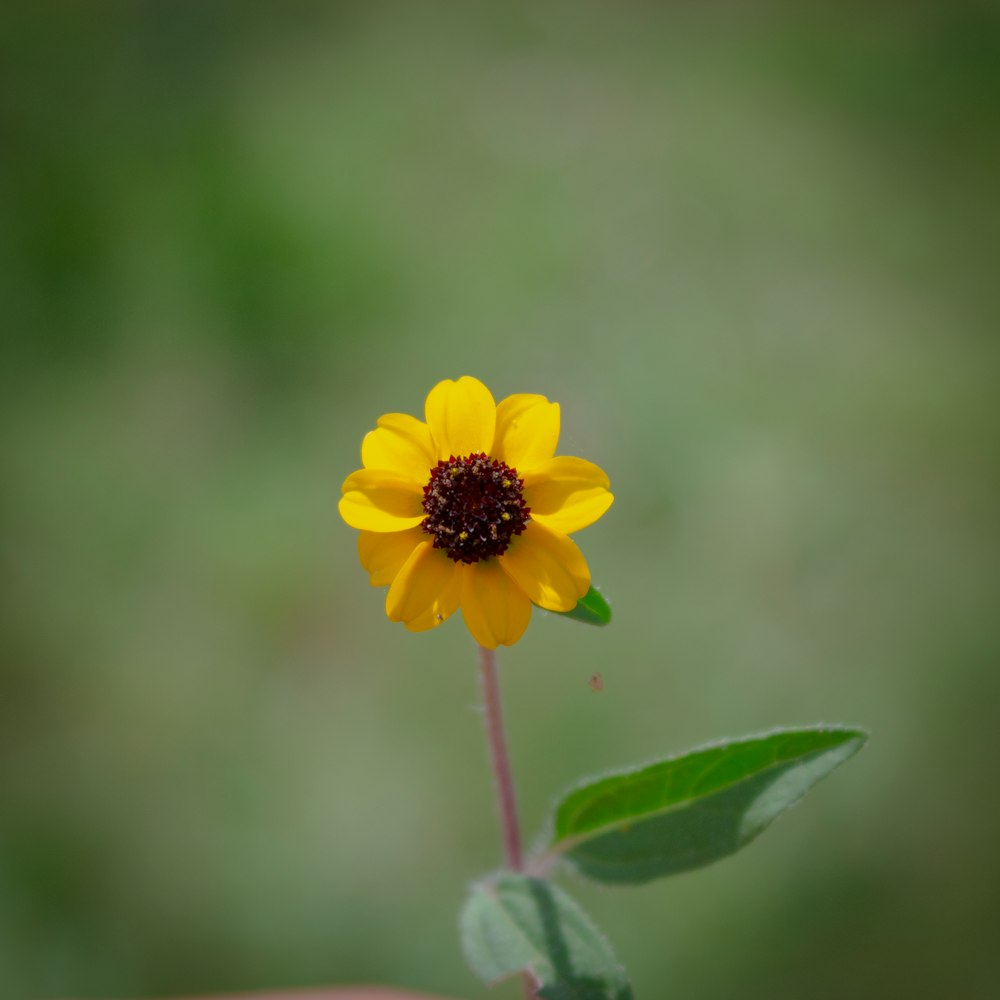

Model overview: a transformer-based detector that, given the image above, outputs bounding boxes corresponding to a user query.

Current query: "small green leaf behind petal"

[460,874,633,1000]
[553,586,612,626]
[542,726,867,884]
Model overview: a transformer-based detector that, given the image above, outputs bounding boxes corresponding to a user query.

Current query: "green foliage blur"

[2,2,998,998]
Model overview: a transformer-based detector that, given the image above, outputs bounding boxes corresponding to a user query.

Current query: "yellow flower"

[339,376,613,649]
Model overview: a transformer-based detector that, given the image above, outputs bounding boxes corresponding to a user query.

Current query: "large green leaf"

[542,725,866,884]
[460,873,632,999]
[553,585,612,626]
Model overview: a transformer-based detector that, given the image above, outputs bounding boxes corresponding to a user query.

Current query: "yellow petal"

[386,540,462,626]
[499,521,590,612]
[493,394,561,472]
[460,560,532,649]
[523,457,614,535]
[361,413,436,484]
[424,376,497,460]
[404,563,464,632]
[358,527,425,586]
[339,469,424,532]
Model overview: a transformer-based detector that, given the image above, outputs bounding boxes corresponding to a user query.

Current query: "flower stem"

[477,644,523,872]
[477,645,536,1000]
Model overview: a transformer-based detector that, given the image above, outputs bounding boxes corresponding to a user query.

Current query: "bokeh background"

[2,2,999,998]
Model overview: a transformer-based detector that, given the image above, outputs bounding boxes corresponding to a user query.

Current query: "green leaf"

[543,725,867,884]
[554,586,612,626]
[460,873,633,1000]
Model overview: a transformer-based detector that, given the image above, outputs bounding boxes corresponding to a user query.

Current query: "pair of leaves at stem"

[461,725,866,997]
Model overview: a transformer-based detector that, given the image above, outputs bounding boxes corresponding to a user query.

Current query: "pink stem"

[477,645,536,1000]
[477,644,523,872]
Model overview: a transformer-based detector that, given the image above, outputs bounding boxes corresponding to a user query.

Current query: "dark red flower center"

[421,453,531,563]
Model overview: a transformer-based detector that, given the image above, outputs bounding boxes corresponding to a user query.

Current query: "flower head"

[339,377,613,649]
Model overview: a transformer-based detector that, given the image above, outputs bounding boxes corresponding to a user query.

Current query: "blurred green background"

[2,2,999,998]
